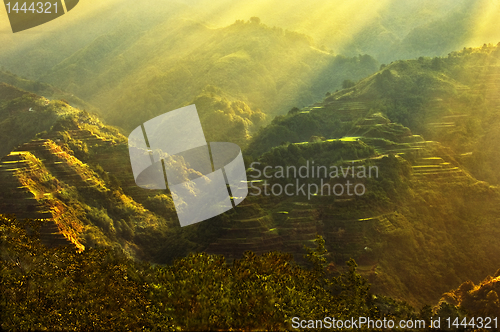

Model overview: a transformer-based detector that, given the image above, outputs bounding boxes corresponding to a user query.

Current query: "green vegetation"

[246,108,347,157]
[0,84,64,157]
[2,12,500,329]
[1,217,455,331]
[38,19,378,134]
[0,85,228,264]
[238,43,500,308]
[439,270,500,319]
[328,43,500,186]
[3,216,497,330]
[0,70,96,112]
[192,86,266,147]
[258,140,375,169]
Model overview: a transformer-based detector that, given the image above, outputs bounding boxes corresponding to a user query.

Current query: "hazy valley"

[2,2,500,330]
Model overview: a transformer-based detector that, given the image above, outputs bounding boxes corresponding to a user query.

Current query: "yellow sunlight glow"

[468,0,500,47]
[197,0,393,50]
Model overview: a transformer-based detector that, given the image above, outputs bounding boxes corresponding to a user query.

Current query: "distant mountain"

[3,44,500,308]
[0,70,97,112]
[328,43,500,185]
[3,0,497,135]
[36,19,378,132]
[1,15,380,133]
[249,43,500,184]
[0,0,191,78]
[335,0,482,63]
[2,0,496,75]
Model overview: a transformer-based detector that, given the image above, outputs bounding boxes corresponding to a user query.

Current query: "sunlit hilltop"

[2,0,500,64]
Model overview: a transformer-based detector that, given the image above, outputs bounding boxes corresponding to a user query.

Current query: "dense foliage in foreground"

[1,214,497,331]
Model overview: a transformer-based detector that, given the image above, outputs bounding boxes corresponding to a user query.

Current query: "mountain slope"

[329,43,500,185]
[232,43,500,306]
[3,44,500,308]
[236,110,500,307]
[0,70,97,111]
[2,0,497,68]
[0,83,70,157]
[0,85,228,262]
[39,19,378,131]
[249,43,500,183]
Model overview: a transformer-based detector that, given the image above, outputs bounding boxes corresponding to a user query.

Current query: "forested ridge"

[2,5,500,328]
[3,215,499,331]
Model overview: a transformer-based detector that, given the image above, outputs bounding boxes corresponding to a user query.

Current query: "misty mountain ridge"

[2,43,500,308]
[3,2,500,329]
[37,18,378,132]
[2,0,499,138]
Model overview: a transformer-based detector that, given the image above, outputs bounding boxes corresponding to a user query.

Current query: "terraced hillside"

[0,85,218,262]
[2,78,491,306]
[235,45,500,306]
[0,144,83,251]
[0,132,122,252]
[239,113,500,307]
[3,44,500,308]
[304,100,370,122]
